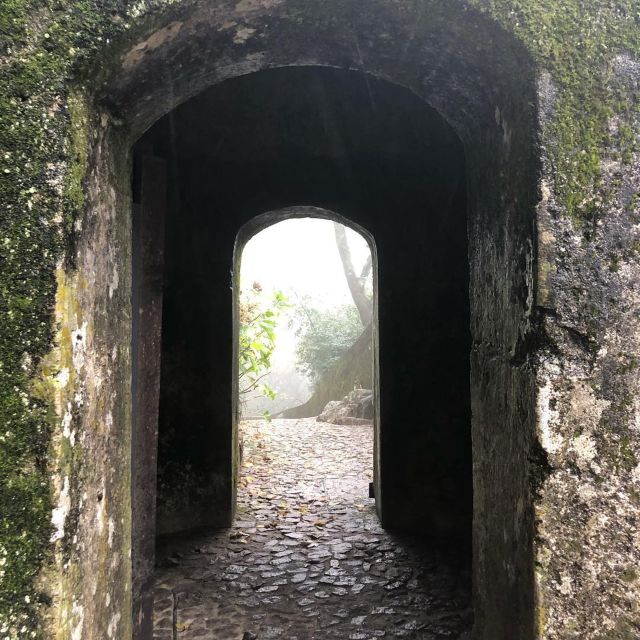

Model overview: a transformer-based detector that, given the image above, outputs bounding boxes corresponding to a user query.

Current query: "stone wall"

[533,54,640,638]
[0,1,638,639]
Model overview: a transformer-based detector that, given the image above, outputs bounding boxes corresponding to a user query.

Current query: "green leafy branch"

[238,286,289,411]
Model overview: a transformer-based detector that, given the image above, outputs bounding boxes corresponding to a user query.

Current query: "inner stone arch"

[231,206,380,500]
[232,204,380,426]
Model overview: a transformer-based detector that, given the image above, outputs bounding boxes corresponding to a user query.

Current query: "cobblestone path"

[153,419,472,639]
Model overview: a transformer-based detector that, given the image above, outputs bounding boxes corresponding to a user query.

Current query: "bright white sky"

[240,218,371,307]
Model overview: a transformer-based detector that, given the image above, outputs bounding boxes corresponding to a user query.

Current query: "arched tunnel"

[132,66,473,637]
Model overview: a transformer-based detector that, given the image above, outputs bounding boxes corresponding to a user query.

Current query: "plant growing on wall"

[239,283,289,414]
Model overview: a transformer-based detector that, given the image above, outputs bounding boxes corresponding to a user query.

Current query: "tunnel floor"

[153,419,472,639]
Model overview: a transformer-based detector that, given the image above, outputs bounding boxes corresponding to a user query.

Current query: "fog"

[239,218,370,416]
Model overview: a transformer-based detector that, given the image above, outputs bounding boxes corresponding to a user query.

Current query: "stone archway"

[70,3,539,638]
[131,63,475,637]
[232,205,380,516]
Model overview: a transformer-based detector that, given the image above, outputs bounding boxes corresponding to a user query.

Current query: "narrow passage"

[153,419,472,639]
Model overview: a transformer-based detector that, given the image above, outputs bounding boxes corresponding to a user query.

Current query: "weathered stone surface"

[40,115,134,640]
[532,53,640,639]
[317,389,374,425]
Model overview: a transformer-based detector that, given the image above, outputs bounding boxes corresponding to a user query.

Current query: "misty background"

[239,217,371,416]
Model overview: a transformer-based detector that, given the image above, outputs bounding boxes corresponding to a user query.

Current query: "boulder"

[317,388,374,425]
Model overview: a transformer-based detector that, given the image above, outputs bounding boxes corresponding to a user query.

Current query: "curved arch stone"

[101,0,536,147]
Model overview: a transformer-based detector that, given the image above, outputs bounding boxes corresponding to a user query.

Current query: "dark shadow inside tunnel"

[131,66,472,637]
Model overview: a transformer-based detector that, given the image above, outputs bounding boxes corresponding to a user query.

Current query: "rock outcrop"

[317,388,374,425]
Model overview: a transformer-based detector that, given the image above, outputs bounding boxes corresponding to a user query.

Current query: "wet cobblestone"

[154,419,472,639]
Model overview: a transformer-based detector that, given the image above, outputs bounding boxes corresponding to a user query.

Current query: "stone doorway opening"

[131,65,475,638]
[234,213,378,516]
[235,213,377,566]
[235,213,376,429]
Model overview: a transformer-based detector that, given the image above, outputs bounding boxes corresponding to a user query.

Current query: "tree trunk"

[333,222,373,325]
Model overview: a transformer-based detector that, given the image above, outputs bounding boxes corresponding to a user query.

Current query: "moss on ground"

[0,0,638,637]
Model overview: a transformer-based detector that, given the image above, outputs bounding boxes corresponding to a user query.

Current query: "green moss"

[619,565,639,583]
[65,92,91,237]
[617,435,638,471]
[535,577,547,636]
[0,0,35,50]
[616,354,639,375]
[599,618,640,639]
[628,193,640,217]
[0,2,102,634]
[609,253,621,272]
[618,121,637,164]
[0,106,58,640]
[470,0,640,227]
[565,619,579,632]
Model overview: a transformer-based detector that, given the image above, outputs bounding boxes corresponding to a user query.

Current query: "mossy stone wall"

[0,1,638,638]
